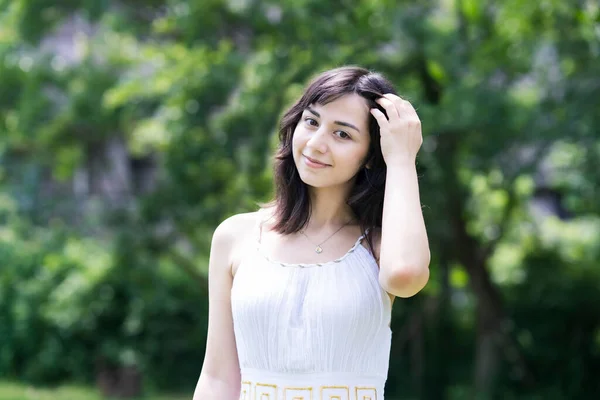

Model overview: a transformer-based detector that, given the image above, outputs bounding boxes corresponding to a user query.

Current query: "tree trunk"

[474,299,501,399]
[438,133,534,397]
[417,56,533,396]
[96,358,142,398]
[424,249,451,399]
[410,309,425,398]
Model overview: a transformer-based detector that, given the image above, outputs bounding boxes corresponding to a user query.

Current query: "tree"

[1,0,598,397]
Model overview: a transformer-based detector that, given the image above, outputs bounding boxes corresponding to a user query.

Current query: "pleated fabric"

[230,219,393,399]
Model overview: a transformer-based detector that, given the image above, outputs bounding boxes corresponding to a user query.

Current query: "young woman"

[193,66,430,400]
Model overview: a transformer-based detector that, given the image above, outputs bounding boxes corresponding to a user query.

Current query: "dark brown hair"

[262,66,397,258]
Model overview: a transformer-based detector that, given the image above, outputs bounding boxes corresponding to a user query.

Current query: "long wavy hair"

[262,66,397,258]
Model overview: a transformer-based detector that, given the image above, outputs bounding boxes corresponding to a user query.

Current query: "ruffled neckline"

[256,228,370,268]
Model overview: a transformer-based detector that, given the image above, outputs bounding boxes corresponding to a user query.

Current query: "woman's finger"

[383,94,414,119]
[370,108,389,129]
[375,97,400,121]
[402,99,419,117]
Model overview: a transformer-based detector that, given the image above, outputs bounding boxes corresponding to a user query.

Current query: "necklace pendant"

[315,245,323,254]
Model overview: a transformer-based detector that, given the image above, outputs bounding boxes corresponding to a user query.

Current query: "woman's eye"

[335,131,351,139]
[305,117,318,126]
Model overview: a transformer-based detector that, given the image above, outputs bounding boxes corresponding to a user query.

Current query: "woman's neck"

[305,188,355,231]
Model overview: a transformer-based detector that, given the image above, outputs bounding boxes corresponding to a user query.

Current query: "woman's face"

[292,93,371,189]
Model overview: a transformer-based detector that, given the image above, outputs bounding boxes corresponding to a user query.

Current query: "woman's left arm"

[370,94,431,298]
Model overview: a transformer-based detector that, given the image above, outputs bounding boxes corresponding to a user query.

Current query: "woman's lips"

[303,155,330,168]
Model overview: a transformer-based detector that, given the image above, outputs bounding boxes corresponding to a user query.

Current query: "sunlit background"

[1,0,599,399]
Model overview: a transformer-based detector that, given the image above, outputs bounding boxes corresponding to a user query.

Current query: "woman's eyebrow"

[306,107,361,133]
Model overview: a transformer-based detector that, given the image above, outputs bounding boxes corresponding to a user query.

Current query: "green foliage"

[0,200,207,388]
[0,380,190,400]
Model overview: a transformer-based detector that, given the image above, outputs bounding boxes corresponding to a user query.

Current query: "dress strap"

[255,208,264,244]
[359,227,374,256]
[255,207,273,244]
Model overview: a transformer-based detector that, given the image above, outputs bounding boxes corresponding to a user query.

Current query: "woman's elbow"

[379,263,430,298]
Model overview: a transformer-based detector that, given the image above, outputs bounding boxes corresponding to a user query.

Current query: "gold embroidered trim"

[242,381,377,400]
[241,381,251,400]
[355,386,377,400]
[320,385,349,400]
[283,386,313,400]
[255,382,278,400]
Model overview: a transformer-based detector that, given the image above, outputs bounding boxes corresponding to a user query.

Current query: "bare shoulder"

[213,210,265,276]
[214,211,259,242]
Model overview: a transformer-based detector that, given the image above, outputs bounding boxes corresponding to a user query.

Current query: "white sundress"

[231,216,393,400]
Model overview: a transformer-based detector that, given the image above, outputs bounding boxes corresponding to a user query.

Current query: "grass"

[0,381,190,400]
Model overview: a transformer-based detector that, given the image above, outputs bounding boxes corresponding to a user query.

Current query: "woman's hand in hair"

[370,94,423,166]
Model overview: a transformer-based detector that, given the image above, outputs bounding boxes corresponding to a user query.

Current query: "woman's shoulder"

[214,209,263,239]
[215,208,274,276]
[213,207,273,253]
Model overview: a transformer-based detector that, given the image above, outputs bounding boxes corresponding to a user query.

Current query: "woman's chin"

[297,172,326,187]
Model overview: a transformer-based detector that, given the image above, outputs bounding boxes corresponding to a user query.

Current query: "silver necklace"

[299,220,353,254]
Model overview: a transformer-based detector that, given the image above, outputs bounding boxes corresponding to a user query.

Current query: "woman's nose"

[306,127,328,153]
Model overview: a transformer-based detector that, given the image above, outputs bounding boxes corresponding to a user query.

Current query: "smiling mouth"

[303,155,330,166]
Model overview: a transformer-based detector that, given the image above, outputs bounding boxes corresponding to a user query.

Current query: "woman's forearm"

[193,374,240,400]
[378,162,430,297]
